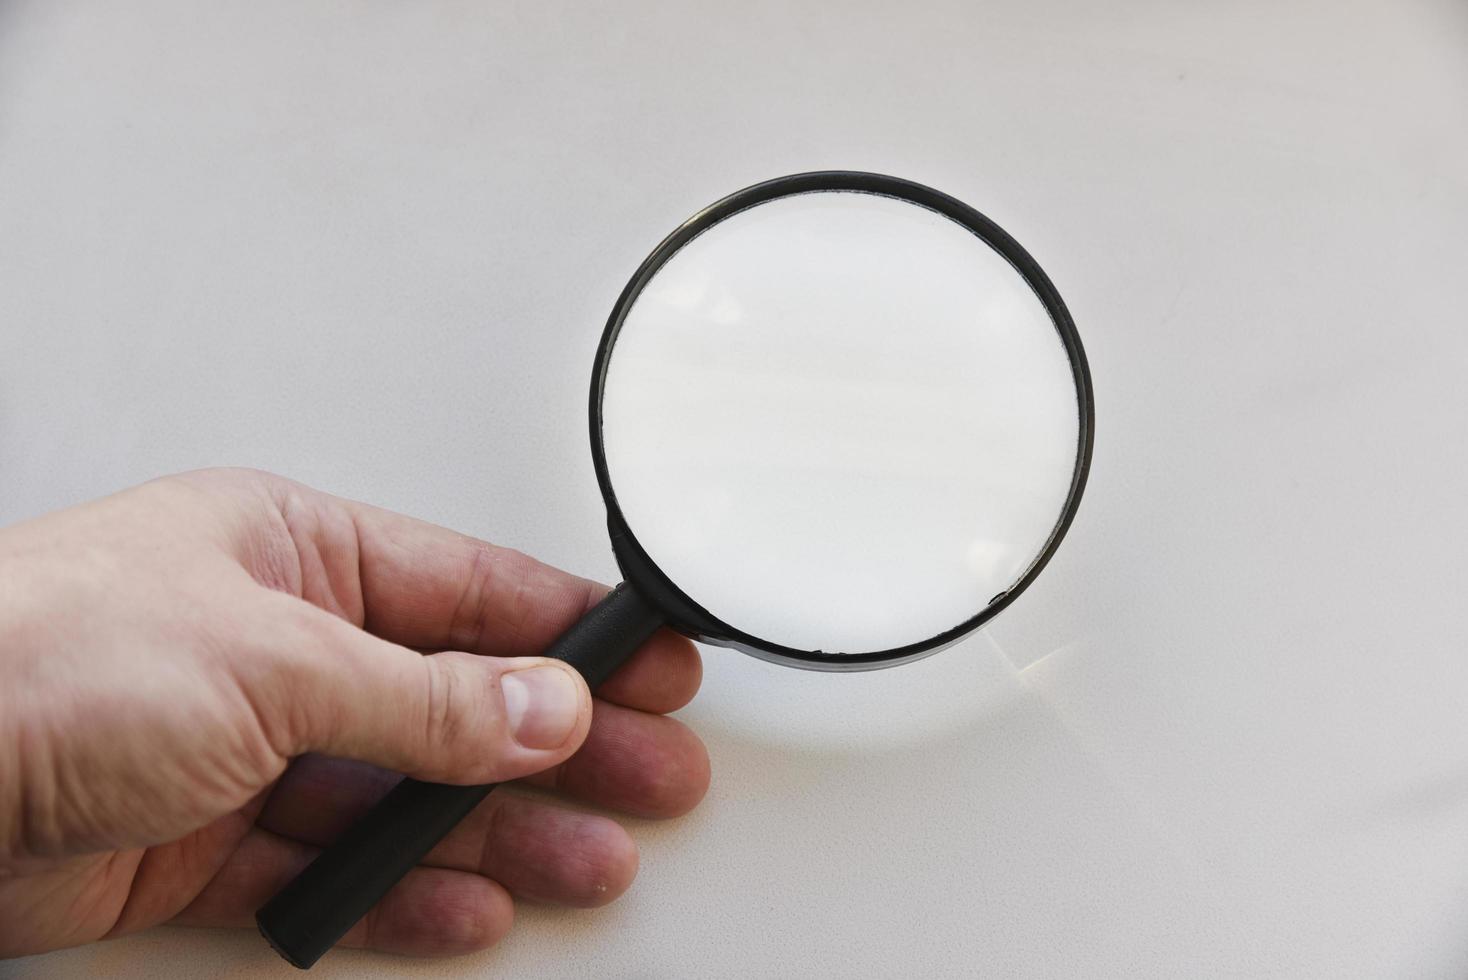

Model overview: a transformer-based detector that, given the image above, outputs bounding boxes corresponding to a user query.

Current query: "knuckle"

[421,656,467,751]
[434,890,505,953]
[418,653,498,779]
[447,544,503,653]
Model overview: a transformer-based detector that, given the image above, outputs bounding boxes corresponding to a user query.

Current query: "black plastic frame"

[591,171,1094,671]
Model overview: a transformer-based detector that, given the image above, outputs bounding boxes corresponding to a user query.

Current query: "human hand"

[0,469,708,958]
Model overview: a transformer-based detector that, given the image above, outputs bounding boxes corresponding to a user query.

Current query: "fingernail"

[502,666,581,749]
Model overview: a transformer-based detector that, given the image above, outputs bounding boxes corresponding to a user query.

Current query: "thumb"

[247,595,593,784]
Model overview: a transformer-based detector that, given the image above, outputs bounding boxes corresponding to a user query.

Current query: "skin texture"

[0,469,709,959]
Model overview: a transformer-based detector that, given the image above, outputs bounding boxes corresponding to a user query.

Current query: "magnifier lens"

[602,190,1081,656]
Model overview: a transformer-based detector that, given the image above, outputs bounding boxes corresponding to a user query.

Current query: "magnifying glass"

[257,171,1094,966]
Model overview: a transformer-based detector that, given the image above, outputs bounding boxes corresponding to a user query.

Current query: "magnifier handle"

[255,582,665,969]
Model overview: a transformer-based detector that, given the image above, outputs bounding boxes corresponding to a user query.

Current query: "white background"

[1,1,1465,977]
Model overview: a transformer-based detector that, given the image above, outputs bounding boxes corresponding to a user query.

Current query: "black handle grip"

[256,583,665,968]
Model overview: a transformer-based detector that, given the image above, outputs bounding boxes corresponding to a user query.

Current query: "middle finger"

[260,755,638,908]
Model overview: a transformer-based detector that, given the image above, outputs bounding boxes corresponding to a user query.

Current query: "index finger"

[336,496,702,712]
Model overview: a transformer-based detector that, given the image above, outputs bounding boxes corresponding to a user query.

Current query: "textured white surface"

[1,1,1466,977]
